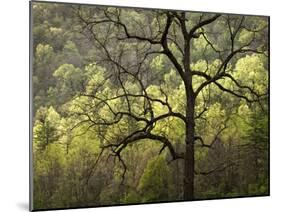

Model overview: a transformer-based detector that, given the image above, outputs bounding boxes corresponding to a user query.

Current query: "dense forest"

[31,2,269,210]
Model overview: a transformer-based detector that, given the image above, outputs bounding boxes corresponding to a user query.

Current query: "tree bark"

[183,38,195,200]
[183,83,195,200]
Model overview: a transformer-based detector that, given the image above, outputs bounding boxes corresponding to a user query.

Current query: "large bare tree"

[73,6,268,200]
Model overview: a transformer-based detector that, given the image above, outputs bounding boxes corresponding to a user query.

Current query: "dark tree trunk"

[183,85,195,200]
[183,38,195,200]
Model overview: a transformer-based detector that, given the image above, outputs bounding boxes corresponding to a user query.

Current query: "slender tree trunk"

[183,38,195,200]
[183,85,195,200]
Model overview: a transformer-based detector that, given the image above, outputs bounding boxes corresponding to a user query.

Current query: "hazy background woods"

[31,2,269,210]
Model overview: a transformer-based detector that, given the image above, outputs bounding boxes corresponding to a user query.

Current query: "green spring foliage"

[31,2,269,209]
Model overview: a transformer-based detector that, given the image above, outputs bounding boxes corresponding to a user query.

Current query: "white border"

[0,0,280,212]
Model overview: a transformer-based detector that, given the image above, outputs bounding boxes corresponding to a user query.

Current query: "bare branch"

[196,162,236,175]
[189,14,221,36]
